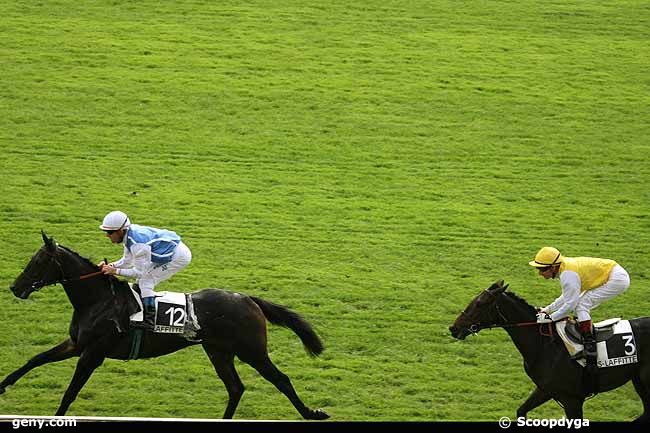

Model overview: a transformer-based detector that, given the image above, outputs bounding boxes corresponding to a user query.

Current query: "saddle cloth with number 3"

[556,318,639,369]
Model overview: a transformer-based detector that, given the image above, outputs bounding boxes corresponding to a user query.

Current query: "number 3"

[622,335,636,356]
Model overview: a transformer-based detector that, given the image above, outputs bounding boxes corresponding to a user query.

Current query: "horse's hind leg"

[244,355,329,420]
[0,339,79,394]
[202,344,244,419]
[516,387,552,418]
[632,370,650,422]
[561,398,584,419]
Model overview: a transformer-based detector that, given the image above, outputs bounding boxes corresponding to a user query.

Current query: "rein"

[472,320,555,338]
[32,270,105,290]
[462,289,555,337]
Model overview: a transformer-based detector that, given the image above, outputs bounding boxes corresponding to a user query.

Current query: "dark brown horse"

[449,280,650,421]
[2,232,329,420]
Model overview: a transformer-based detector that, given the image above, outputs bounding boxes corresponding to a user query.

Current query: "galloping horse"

[449,280,650,421]
[2,232,329,420]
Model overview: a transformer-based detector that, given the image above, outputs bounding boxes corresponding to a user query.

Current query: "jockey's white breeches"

[137,242,192,298]
[575,264,630,322]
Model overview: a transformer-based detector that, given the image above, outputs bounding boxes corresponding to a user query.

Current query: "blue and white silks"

[125,224,181,264]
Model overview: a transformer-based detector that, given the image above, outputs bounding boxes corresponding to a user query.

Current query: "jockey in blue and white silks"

[112,224,191,297]
[99,211,192,328]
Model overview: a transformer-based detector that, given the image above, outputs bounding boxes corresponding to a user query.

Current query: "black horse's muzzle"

[449,324,473,340]
[10,284,32,299]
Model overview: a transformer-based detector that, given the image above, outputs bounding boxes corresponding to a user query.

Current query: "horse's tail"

[250,296,324,357]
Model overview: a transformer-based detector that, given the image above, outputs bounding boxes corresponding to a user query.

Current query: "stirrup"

[570,350,584,361]
[583,341,597,357]
[130,319,154,330]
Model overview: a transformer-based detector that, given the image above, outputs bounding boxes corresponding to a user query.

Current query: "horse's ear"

[490,279,508,294]
[41,230,56,252]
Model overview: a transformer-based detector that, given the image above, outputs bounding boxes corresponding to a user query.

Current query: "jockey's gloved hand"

[536,312,552,323]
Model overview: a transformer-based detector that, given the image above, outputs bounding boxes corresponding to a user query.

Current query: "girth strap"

[128,329,144,360]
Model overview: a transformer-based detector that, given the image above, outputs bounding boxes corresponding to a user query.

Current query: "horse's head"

[10,231,66,299]
[449,279,509,340]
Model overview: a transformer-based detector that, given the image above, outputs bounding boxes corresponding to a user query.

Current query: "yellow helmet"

[529,247,563,268]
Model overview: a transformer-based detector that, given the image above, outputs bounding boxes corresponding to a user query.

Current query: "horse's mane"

[58,244,101,271]
[56,243,140,329]
[57,244,125,287]
[503,290,537,315]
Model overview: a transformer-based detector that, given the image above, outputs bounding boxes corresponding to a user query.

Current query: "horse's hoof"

[308,409,329,420]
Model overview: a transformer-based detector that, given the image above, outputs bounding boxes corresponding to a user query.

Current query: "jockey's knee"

[575,309,591,323]
[138,281,156,298]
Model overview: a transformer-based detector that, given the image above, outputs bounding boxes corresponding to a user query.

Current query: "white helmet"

[99,211,131,231]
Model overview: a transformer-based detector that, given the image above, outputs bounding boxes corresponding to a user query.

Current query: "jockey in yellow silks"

[529,247,630,369]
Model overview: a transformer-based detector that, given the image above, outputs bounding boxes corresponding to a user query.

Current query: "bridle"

[460,289,553,336]
[29,247,104,291]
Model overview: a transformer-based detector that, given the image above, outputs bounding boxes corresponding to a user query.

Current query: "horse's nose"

[9,284,28,299]
[449,325,457,336]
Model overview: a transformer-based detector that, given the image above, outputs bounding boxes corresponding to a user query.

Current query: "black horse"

[2,232,329,420]
[449,280,650,421]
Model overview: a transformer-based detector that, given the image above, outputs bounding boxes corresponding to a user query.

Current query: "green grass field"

[1,0,649,421]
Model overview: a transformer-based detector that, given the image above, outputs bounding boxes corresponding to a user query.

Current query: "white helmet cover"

[99,211,131,231]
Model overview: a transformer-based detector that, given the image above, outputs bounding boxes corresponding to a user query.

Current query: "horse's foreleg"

[0,339,79,394]
[202,345,244,419]
[55,349,105,416]
[516,387,552,418]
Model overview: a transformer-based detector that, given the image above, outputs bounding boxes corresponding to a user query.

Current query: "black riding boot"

[583,335,597,361]
[131,296,156,330]
[582,332,598,394]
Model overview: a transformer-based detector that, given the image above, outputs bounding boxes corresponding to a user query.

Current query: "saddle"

[563,318,617,345]
[126,283,201,337]
[556,318,638,369]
